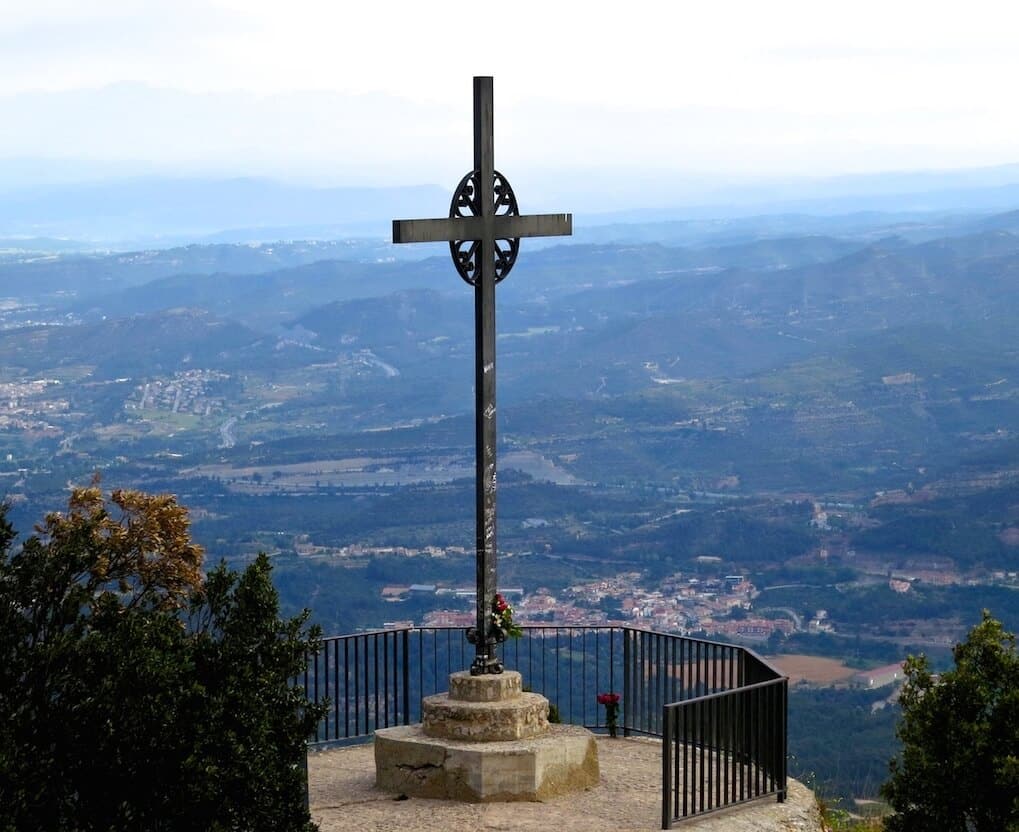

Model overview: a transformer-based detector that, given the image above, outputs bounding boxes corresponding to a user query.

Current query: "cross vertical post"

[391,76,572,675]
[473,76,499,675]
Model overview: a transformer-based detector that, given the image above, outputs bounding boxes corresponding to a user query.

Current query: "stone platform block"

[375,723,599,802]
[422,690,548,741]
[448,669,522,702]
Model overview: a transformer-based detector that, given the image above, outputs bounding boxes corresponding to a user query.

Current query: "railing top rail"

[613,625,757,652]
[664,675,788,709]
[319,627,411,640]
[321,623,760,650]
[318,624,626,641]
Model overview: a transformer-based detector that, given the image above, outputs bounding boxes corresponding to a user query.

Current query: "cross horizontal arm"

[393,213,572,245]
[392,217,483,244]
[493,213,572,239]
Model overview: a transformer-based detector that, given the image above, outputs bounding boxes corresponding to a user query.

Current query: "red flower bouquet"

[491,593,522,639]
[597,692,621,737]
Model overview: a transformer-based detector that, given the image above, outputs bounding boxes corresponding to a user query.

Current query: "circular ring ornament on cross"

[449,170,521,285]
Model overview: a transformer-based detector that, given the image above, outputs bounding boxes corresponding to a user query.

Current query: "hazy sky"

[3,0,1019,191]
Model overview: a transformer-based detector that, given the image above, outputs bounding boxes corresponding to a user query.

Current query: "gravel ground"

[309,736,823,832]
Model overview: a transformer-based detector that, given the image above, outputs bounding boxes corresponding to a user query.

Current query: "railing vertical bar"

[710,692,717,810]
[668,636,674,716]
[323,643,330,739]
[382,631,390,728]
[684,701,692,819]
[651,634,657,734]
[695,641,702,699]
[329,638,337,741]
[642,628,647,732]
[658,634,665,733]
[715,693,722,810]
[416,629,423,723]
[633,629,640,733]
[713,643,719,693]
[733,689,741,807]
[373,632,380,731]
[313,650,321,742]
[780,679,788,802]
[665,636,672,708]
[652,634,658,734]
[773,682,780,796]
[638,630,646,733]
[678,637,685,701]
[717,692,724,810]
[632,630,639,733]
[622,629,631,736]
[401,629,410,725]
[764,683,772,795]
[767,683,775,794]
[343,638,350,739]
[362,635,369,735]
[740,684,747,803]
[357,635,364,736]
[698,698,705,815]
[719,645,724,693]
[609,629,615,718]
[650,631,656,733]
[662,705,673,830]
[325,640,332,741]
[737,686,743,804]
[421,627,427,699]
[389,632,395,727]
[688,700,695,816]
[544,630,550,704]
[708,643,714,694]
[558,628,566,717]
[724,687,731,806]
[653,633,659,733]
[754,685,761,797]
[769,682,777,797]
[673,705,681,819]
[529,624,538,689]
[761,684,767,797]
[583,628,588,725]
[749,684,756,798]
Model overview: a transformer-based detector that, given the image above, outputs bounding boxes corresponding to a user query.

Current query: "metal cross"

[392,76,572,675]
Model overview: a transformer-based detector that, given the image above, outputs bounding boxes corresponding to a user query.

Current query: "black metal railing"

[299,625,786,827]
[660,650,787,827]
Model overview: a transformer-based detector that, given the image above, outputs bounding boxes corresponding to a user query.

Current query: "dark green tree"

[0,485,327,832]
[882,611,1019,832]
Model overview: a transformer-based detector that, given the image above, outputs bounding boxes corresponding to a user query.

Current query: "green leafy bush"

[882,612,1019,832]
[0,485,326,832]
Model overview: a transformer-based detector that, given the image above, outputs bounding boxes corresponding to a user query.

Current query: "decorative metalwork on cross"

[392,76,572,675]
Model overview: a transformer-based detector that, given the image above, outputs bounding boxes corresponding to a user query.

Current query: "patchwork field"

[766,654,857,685]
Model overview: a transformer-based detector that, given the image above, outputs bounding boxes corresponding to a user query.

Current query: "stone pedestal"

[375,670,599,802]
[423,671,549,742]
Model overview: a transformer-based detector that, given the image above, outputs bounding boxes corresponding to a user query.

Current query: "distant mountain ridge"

[0,177,447,241]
